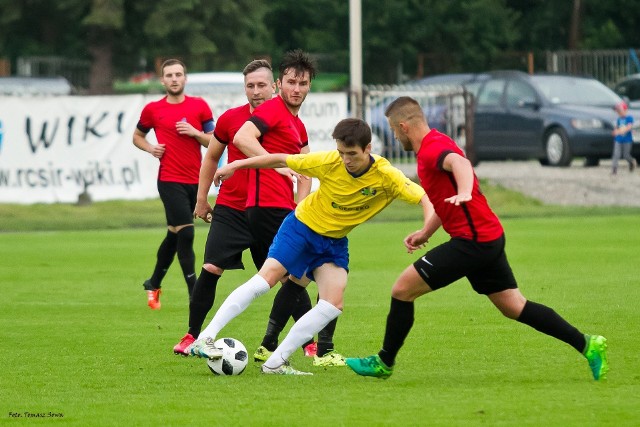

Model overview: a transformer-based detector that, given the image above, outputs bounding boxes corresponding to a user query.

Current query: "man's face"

[277,68,311,110]
[244,68,276,109]
[387,117,412,151]
[336,140,372,175]
[161,64,186,96]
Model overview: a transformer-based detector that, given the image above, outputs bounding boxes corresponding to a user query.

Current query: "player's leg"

[477,238,607,380]
[172,183,199,297]
[247,207,316,359]
[177,205,254,356]
[346,264,431,379]
[256,276,313,360]
[347,239,468,378]
[190,258,286,359]
[143,181,180,309]
[488,288,608,380]
[262,263,346,375]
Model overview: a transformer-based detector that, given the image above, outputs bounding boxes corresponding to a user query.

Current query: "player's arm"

[234,121,269,157]
[176,120,214,148]
[442,152,473,205]
[194,135,226,222]
[214,153,289,186]
[404,195,441,253]
[294,144,312,202]
[133,128,165,159]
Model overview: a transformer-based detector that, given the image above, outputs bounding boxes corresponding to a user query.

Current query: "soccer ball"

[206,338,248,376]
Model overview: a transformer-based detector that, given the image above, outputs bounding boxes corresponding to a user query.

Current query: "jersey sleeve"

[286,151,331,178]
[136,103,154,133]
[382,163,425,204]
[197,98,215,133]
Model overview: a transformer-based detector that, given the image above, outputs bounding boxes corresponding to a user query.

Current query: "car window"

[477,79,505,106]
[629,81,640,101]
[532,76,620,106]
[505,80,536,107]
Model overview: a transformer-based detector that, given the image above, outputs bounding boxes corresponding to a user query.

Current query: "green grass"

[2,180,640,232]
[1,212,639,425]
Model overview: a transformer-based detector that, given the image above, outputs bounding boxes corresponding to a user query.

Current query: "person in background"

[133,59,214,310]
[611,100,636,176]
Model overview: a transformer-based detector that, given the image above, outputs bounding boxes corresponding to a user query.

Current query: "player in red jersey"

[346,96,609,381]
[133,59,214,310]
[172,59,278,354]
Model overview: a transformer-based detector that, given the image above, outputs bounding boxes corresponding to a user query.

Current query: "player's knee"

[203,263,223,275]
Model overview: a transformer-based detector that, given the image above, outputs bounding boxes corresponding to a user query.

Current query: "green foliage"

[1,216,639,425]
[3,1,640,87]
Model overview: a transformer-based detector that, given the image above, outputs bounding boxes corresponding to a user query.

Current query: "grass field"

[1,203,639,426]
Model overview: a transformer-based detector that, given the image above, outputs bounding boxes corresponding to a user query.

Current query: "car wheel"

[544,127,572,167]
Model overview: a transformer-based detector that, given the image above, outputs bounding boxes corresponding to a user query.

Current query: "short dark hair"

[384,96,424,124]
[160,59,186,75]
[279,49,316,82]
[331,118,371,150]
[243,59,272,76]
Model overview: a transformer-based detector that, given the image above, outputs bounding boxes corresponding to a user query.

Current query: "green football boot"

[345,354,393,379]
[583,334,608,380]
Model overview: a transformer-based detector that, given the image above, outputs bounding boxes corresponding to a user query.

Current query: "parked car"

[471,70,639,166]
[613,73,640,107]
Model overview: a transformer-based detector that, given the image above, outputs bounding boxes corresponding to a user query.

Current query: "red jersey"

[246,96,308,209]
[212,104,251,211]
[137,95,214,184]
[416,129,503,242]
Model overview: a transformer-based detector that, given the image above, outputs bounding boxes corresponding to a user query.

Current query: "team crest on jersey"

[360,187,377,196]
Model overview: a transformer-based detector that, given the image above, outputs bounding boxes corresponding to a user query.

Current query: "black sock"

[317,317,338,356]
[517,300,585,353]
[176,226,196,297]
[291,288,314,350]
[261,279,310,350]
[149,230,177,288]
[188,268,220,338]
[379,297,414,367]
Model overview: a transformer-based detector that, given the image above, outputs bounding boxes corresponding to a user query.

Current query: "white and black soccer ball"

[206,337,248,376]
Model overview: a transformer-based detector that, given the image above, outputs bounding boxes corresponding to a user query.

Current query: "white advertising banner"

[0,92,347,204]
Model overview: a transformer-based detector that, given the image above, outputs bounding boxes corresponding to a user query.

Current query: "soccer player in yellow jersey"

[188,118,431,375]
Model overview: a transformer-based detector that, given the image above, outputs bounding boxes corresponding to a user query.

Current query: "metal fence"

[546,48,640,87]
[17,56,90,90]
[363,84,470,163]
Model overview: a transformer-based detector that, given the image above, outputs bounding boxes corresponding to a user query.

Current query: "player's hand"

[214,165,235,186]
[444,193,472,206]
[275,167,309,184]
[176,119,198,137]
[404,230,429,253]
[150,144,165,159]
[193,201,213,223]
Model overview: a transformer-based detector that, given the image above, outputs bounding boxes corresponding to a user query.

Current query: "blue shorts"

[267,212,349,281]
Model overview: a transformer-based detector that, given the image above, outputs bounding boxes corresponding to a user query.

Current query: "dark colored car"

[613,73,640,107]
[471,70,638,166]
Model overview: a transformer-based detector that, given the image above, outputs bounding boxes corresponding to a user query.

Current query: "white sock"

[198,274,270,340]
[264,299,342,367]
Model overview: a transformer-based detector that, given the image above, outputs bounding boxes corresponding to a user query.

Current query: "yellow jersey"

[286,151,425,238]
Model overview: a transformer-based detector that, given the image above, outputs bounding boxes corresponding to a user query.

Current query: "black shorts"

[413,234,517,295]
[157,181,198,227]
[203,204,258,270]
[246,206,292,270]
